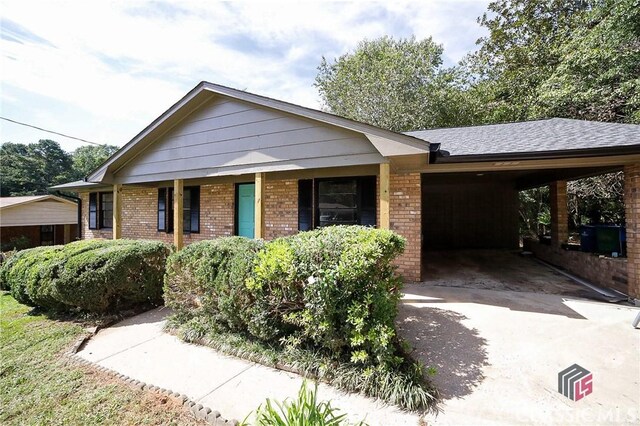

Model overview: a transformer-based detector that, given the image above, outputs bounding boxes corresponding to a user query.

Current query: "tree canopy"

[315,36,459,132]
[0,140,119,197]
[315,0,638,229]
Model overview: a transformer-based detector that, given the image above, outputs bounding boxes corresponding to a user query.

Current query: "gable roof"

[0,195,76,210]
[406,118,640,161]
[86,81,430,183]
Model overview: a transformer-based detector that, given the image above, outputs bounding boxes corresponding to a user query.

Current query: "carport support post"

[112,184,122,240]
[550,180,568,248]
[173,179,183,250]
[380,163,390,229]
[624,164,640,299]
[63,224,71,243]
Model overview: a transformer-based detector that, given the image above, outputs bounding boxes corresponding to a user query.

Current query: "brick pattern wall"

[550,180,569,247]
[82,184,235,246]
[81,174,423,283]
[526,239,628,294]
[264,179,298,240]
[390,172,422,282]
[625,163,640,298]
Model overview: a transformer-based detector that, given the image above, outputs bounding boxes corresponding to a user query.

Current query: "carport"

[405,118,640,298]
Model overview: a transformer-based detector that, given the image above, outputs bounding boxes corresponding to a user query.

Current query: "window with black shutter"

[100,192,113,229]
[298,176,376,230]
[298,179,313,231]
[158,186,200,233]
[89,193,98,229]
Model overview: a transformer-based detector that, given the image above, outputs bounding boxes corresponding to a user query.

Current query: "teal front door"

[237,183,255,238]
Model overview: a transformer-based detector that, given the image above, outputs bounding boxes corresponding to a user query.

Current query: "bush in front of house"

[164,226,438,411]
[0,239,170,313]
[164,236,264,330]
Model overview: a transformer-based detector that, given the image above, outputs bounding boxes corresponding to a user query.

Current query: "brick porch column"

[624,164,640,298]
[390,172,422,282]
[550,180,568,248]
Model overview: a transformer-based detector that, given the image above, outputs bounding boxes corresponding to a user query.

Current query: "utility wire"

[0,116,105,146]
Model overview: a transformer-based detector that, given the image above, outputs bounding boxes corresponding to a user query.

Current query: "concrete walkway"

[75,307,418,425]
[76,287,640,425]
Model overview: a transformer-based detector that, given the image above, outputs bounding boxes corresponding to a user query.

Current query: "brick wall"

[264,179,298,240]
[624,163,640,298]
[81,184,235,246]
[526,239,628,294]
[550,180,569,247]
[390,172,422,282]
[81,174,423,282]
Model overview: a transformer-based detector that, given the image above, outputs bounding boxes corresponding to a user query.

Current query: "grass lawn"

[0,293,202,425]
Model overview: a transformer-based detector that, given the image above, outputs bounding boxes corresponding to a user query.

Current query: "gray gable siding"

[114,97,384,184]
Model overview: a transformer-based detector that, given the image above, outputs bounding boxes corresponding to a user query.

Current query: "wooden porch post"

[380,163,390,229]
[624,164,640,298]
[113,184,122,240]
[255,172,265,239]
[550,180,568,248]
[63,224,71,243]
[174,179,184,250]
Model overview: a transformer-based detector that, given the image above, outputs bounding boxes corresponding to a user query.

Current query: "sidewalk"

[75,307,419,425]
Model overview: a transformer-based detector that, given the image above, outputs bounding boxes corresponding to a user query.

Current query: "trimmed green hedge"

[164,226,405,368]
[0,239,170,313]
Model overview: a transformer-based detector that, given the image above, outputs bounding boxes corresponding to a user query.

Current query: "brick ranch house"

[52,82,640,299]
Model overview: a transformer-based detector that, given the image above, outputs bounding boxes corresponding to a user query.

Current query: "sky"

[0,0,489,152]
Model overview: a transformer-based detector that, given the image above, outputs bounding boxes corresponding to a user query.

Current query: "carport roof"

[407,118,640,161]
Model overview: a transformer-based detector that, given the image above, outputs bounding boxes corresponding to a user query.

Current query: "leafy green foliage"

[165,228,438,410]
[315,36,467,131]
[0,139,118,196]
[252,381,365,426]
[0,140,72,196]
[0,239,169,313]
[164,237,264,331]
[165,226,404,368]
[169,323,438,412]
[70,144,119,179]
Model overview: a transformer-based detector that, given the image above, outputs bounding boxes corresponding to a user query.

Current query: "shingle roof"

[406,118,640,158]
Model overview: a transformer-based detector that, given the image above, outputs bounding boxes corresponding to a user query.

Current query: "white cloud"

[0,0,488,151]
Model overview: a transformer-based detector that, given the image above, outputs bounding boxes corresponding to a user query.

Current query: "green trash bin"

[595,226,624,255]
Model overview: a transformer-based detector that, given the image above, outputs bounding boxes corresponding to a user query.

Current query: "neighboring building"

[0,195,78,250]
[51,82,640,298]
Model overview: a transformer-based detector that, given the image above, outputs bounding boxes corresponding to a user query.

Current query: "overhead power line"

[0,116,105,146]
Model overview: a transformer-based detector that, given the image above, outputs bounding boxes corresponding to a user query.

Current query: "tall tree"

[0,140,72,196]
[71,144,119,180]
[0,140,119,197]
[315,36,459,132]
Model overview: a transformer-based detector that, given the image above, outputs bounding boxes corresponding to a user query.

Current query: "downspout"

[54,191,82,240]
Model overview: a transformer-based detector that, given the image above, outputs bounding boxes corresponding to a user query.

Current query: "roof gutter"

[53,191,82,240]
[432,145,640,164]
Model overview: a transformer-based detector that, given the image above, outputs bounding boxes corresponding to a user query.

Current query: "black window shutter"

[359,176,376,227]
[190,186,200,233]
[158,188,166,232]
[89,193,98,229]
[298,179,313,231]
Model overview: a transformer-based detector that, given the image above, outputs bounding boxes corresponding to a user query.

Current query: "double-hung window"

[158,186,200,233]
[88,192,113,230]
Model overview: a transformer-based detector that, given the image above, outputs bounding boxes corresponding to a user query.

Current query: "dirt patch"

[422,250,600,298]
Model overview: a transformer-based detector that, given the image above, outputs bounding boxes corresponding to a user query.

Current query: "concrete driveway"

[402,284,640,425]
[75,284,639,425]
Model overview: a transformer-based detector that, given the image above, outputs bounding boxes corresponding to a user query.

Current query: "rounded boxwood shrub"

[1,239,170,313]
[164,226,405,369]
[164,237,264,330]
